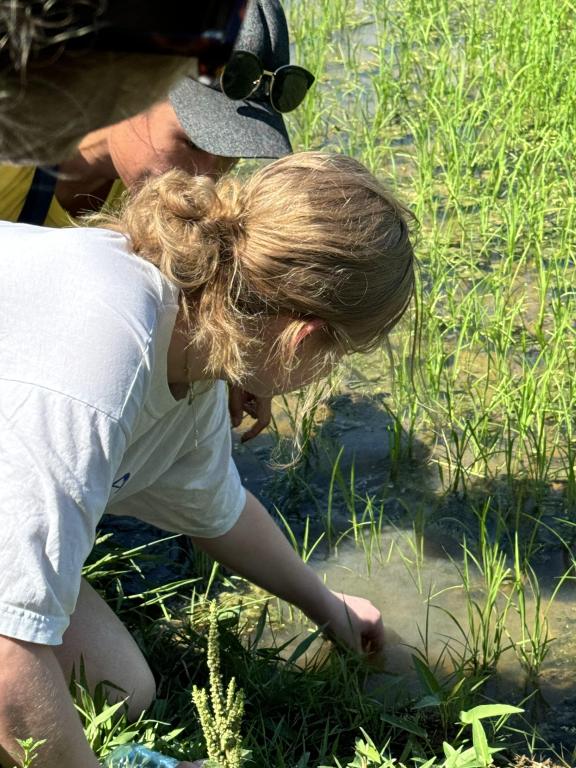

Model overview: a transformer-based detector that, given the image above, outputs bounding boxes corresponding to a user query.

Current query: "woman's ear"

[292,318,326,348]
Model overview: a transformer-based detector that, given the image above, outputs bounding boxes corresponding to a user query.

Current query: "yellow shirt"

[0,165,125,227]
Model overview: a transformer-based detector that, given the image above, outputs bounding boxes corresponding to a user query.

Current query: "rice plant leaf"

[459,704,523,723]
[411,655,442,694]
[90,700,129,729]
[285,628,323,664]
[380,712,427,738]
[413,694,442,710]
[250,603,269,650]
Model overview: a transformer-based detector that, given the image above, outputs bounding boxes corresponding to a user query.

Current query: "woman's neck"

[167,314,216,385]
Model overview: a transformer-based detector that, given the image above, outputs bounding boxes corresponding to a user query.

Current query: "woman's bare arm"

[0,635,101,768]
[191,490,385,655]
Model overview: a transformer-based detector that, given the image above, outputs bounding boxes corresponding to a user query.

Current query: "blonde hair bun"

[122,171,246,288]
[90,153,415,384]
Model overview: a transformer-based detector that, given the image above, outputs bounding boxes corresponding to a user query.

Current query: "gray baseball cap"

[170,0,295,159]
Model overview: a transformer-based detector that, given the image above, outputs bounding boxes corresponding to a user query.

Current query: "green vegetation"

[286,0,575,499]
[12,739,45,768]
[76,0,576,766]
[192,603,247,768]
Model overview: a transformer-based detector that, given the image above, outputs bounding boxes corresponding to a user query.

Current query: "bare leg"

[52,579,156,720]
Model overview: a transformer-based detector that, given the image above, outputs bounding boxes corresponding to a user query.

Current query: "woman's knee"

[122,664,157,720]
[54,579,156,718]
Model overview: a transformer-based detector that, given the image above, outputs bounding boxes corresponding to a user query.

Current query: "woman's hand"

[319,591,386,657]
[192,495,387,662]
[228,385,272,442]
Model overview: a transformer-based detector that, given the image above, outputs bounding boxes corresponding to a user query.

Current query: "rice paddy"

[85,1,576,766]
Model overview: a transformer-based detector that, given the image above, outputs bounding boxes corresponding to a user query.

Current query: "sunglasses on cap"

[220,50,315,113]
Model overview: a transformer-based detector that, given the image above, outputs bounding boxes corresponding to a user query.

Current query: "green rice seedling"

[325,455,408,575]
[403,591,491,745]
[507,533,563,679]
[325,445,345,552]
[331,495,393,577]
[564,432,576,514]
[387,516,428,596]
[324,446,381,557]
[83,532,202,618]
[384,408,405,483]
[433,504,514,675]
[272,380,331,468]
[275,506,326,563]
[410,652,482,746]
[263,380,335,517]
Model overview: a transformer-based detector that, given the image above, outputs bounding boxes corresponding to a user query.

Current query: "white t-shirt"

[0,222,246,645]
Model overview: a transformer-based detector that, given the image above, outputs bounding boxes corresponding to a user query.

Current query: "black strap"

[17,165,59,226]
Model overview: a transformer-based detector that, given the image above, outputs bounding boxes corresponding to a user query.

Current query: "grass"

[64,0,576,766]
[285,0,575,495]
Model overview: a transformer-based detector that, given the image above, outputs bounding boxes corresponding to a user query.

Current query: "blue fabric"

[17,165,58,225]
[103,744,179,768]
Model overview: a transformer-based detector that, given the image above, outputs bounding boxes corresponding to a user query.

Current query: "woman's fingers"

[241,395,272,442]
[362,617,386,655]
[228,385,272,442]
[326,592,386,658]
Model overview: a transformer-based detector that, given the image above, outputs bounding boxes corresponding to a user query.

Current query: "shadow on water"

[234,389,438,537]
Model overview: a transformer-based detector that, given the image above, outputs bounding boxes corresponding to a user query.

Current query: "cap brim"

[169,77,293,159]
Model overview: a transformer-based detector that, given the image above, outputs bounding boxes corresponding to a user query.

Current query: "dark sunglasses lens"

[271,67,313,112]
[221,51,262,99]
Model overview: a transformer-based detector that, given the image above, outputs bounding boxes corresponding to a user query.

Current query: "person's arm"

[190,491,385,655]
[0,635,101,768]
[0,637,202,768]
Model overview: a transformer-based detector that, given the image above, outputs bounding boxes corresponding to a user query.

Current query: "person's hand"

[229,385,272,442]
[320,591,386,657]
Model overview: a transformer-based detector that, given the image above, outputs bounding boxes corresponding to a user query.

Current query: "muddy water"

[317,529,576,701]
[251,526,576,753]
[232,365,576,754]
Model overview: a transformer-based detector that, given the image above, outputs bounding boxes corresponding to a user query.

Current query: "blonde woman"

[0,152,415,768]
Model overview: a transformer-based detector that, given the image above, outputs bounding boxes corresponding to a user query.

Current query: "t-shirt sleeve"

[0,381,126,645]
[111,389,246,538]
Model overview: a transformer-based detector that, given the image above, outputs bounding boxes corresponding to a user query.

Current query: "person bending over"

[0,152,415,768]
[0,0,311,441]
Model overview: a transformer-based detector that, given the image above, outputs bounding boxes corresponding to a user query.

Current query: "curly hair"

[90,152,416,385]
[0,0,104,72]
